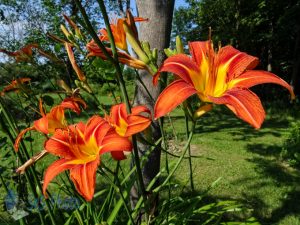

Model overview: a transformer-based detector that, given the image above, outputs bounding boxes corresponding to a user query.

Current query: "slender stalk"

[0,98,57,225]
[99,168,135,224]
[185,115,195,191]
[0,113,46,225]
[153,122,196,193]
[79,0,149,211]
[76,0,149,219]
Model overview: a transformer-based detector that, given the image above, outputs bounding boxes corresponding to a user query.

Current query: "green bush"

[281,122,300,167]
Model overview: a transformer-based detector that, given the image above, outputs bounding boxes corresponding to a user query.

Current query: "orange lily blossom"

[0,44,39,62]
[154,40,295,129]
[106,103,151,137]
[42,116,132,201]
[1,78,31,96]
[14,97,86,151]
[105,103,151,160]
[100,10,148,51]
[86,41,147,70]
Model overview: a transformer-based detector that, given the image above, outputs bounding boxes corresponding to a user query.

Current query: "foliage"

[173,0,300,90]
[0,0,296,224]
[281,122,300,167]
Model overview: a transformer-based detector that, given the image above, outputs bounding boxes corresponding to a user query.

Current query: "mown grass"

[162,103,300,225]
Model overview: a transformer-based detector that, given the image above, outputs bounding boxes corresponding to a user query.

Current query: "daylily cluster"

[0,43,62,63]
[1,78,31,96]
[86,10,156,73]
[154,40,295,128]
[0,44,39,62]
[15,100,151,201]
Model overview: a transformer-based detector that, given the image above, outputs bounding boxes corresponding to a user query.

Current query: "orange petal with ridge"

[125,115,151,137]
[208,88,265,129]
[153,54,198,85]
[230,70,295,99]
[34,116,49,134]
[154,80,197,119]
[70,158,99,201]
[101,133,132,155]
[188,41,212,66]
[44,129,76,159]
[43,159,75,198]
[217,45,259,80]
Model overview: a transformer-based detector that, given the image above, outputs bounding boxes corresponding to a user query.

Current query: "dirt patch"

[167,140,204,156]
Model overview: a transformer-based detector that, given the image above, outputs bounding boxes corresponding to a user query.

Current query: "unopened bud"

[193,104,213,119]
[176,36,184,54]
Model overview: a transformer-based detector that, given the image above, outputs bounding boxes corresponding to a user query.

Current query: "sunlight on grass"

[162,104,300,224]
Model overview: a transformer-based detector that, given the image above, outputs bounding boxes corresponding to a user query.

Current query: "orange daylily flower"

[0,44,39,62]
[43,116,132,201]
[14,97,86,151]
[106,103,151,137]
[100,10,148,51]
[154,40,295,129]
[86,41,147,70]
[1,78,31,96]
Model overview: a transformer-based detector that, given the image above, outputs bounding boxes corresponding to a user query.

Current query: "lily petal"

[46,106,66,133]
[209,88,265,129]
[154,80,197,119]
[60,97,87,115]
[14,126,36,151]
[70,158,99,201]
[101,133,132,155]
[111,151,126,160]
[217,46,259,81]
[43,159,74,198]
[228,70,295,99]
[153,54,198,86]
[45,129,75,159]
[131,105,151,115]
[188,41,212,66]
[34,116,49,134]
[84,116,111,146]
[125,115,151,137]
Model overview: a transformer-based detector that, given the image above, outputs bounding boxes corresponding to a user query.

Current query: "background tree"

[131,0,175,213]
[173,0,300,97]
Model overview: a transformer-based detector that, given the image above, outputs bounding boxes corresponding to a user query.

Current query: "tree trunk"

[130,0,175,217]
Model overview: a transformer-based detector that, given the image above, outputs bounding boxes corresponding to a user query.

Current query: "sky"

[175,0,189,9]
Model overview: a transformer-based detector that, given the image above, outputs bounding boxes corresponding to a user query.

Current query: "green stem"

[0,98,57,225]
[0,112,46,225]
[185,115,195,191]
[96,0,149,214]
[153,122,196,193]
[76,0,148,216]
[114,163,136,225]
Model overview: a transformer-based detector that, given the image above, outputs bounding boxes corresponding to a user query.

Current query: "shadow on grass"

[238,156,300,224]
[168,104,299,224]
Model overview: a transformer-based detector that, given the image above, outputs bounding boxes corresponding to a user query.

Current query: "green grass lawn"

[162,104,300,225]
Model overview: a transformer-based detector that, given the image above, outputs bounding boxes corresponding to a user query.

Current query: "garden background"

[0,0,300,224]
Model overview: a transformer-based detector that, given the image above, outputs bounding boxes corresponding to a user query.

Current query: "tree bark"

[130,0,175,216]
